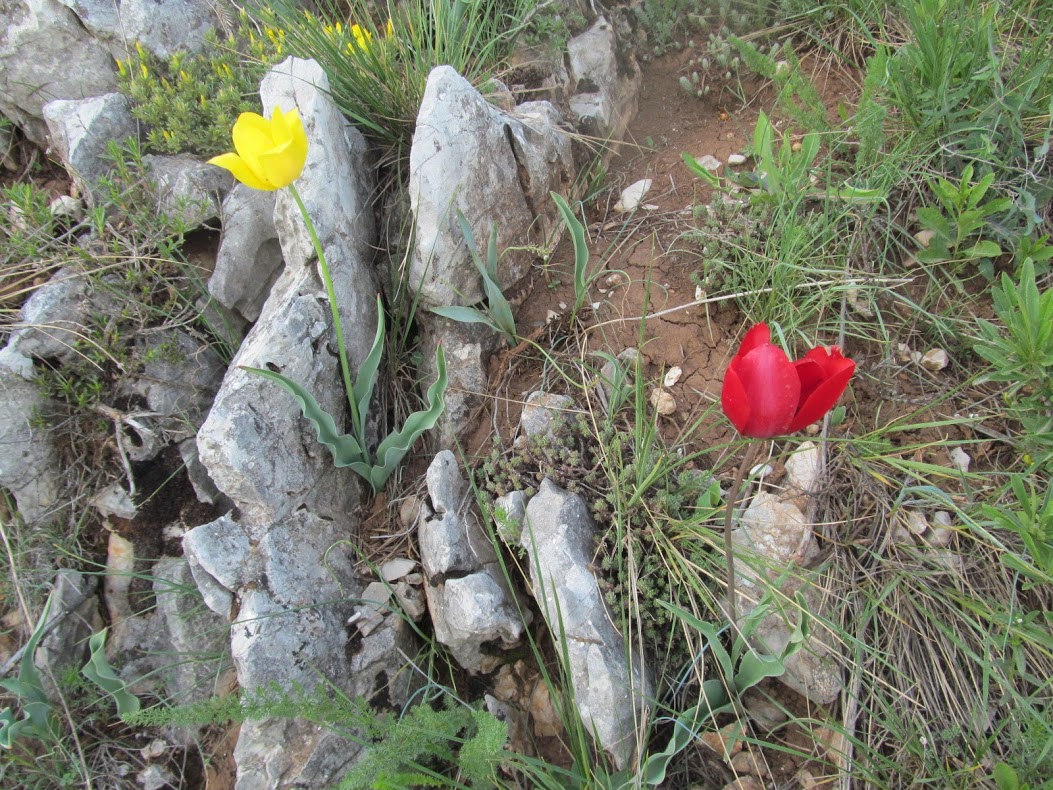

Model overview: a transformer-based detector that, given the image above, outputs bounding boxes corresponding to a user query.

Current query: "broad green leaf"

[551,192,591,317]
[734,650,787,693]
[993,762,1021,790]
[430,305,502,333]
[0,597,56,747]
[243,367,365,466]
[81,629,140,717]
[962,240,1003,258]
[681,152,721,188]
[833,185,887,203]
[353,294,386,435]
[369,343,448,489]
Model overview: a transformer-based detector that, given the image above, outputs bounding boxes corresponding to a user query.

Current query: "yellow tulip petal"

[257,139,307,189]
[270,105,296,146]
[232,112,277,182]
[208,153,276,191]
[283,109,308,162]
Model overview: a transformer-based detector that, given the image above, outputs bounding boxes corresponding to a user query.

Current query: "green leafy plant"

[430,211,517,343]
[974,258,1053,393]
[340,699,507,789]
[730,37,828,134]
[117,14,284,155]
[916,163,1013,276]
[993,762,1031,790]
[606,594,809,787]
[551,192,599,323]
[0,599,57,748]
[248,294,448,491]
[683,113,882,207]
[981,476,1053,586]
[126,682,507,788]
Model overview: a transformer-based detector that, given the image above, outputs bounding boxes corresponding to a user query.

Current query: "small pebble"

[921,348,949,371]
[727,153,747,165]
[650,389,676,415]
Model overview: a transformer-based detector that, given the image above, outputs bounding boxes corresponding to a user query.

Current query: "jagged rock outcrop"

[419,451,525,673]
[520,478,652,770]
[183,57,403,789]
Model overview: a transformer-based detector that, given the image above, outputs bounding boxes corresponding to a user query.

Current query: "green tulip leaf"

[81,629,140,717]
[369,344,448,489]
[551,192,591,319]
[430,305,503,333]
[0,597,56,747]
[352,294,386,436]
[242,366,366,467]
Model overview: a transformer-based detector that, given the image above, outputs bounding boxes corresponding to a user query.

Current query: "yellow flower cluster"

[320,17,396,55]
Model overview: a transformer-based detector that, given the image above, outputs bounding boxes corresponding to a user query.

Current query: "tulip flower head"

[208,106,308,191]
[721,323,855,438]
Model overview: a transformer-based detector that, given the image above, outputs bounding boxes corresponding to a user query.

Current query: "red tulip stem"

[287,183,361,443]
[723,440,761,629]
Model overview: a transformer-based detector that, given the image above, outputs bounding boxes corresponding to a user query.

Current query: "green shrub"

[117,13,284,156]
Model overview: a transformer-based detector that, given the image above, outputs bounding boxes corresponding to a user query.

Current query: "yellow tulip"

[208,107,308,191]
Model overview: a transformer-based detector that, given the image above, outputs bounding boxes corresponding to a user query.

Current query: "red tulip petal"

[737,323,771,358]
[735,344,800,437]
[788,357,855,432]
[720,364,751,434]
[794,357,826,403]
[801,345,850,377]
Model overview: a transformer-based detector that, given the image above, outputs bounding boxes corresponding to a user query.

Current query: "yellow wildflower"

[208,107,309,191]
[350,23,372,52]
[386,18,394,37]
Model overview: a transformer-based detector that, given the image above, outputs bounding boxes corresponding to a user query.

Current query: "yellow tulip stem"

[287,183,362,442]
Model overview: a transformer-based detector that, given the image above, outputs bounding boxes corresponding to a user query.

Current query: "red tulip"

[721,324,855,438]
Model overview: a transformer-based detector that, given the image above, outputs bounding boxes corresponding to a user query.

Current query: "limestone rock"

[783,441,821,503]
[0,0,117,145]
[125,328,225,435]
[43,93,137,200]
[59,0,218,60]
[195,271,364,525]
[409,65,574,309]
[0,367,63,524]
[419,315,496,450]
[182,509,413,788]
[144,154,234,228]
[517,391,575,447]
[419,450,495,576]
[209,185,282,322]
[520,478,651,769]
[419,451,524,673]
[9,267,96,362]
[567,16,641,140]
[732,492,843,704]
[175,438,219,505]
[429,572,524,672]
